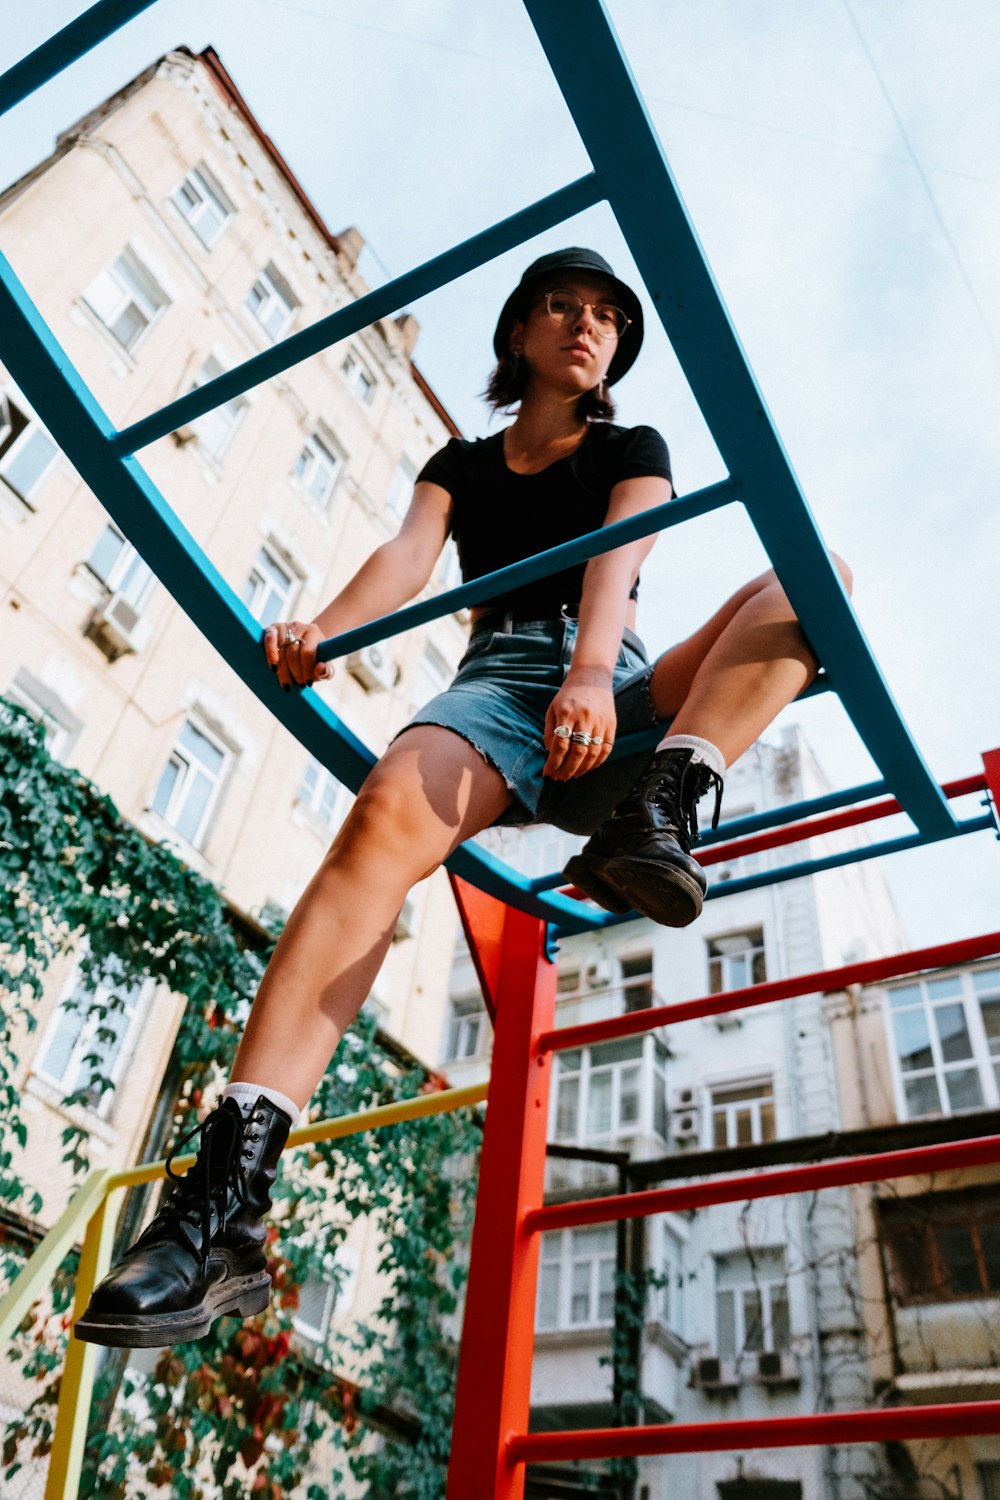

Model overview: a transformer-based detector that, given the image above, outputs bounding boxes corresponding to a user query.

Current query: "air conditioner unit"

[583,956,611,988]
[392,893,417,942]
[90,591,152,656]
[346,642,395,692]
[757,1350,800,1385]
[670,1112,699,1143]
[713,1010,743,1031]
[695,1355,738,1390]
[672,1085,696,1110]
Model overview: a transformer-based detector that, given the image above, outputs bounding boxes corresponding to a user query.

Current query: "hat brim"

[493,266,644,385]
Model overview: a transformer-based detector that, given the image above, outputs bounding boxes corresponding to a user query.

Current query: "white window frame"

[4,668,82,763]
[707,929,767,994]
[242,542,300,627]
[386,455,417,522]
[536,1225,618,1331]
[187,355,249,463]
[713,803,763,880]
[172,162,236,249]
[440,539,463,592]
[550,1037,657,1146]
[246,262,299,341]
[86,522,156,612]
[149,717,231,851]
[292,1246,358,1345]
[709,1077,777,1149]
[445,994,490,1061]
[885,964,1000,1120]
[656,1218,686,1337]
[342,350,376,406]
[293,427,344,509]
[0,389,59,505]
[295,757,351,834]
[82,245,170,354]
[34,953,152,1122]
[715,1248,790,1361]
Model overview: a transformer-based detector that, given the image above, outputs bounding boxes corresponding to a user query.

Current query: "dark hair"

[483,349,617,421]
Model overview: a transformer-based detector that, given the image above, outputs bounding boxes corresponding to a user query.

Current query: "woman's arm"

[544,473,673,779]
[265,480,453,687]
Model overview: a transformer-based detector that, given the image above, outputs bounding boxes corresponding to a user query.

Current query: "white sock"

[223,1080,301,1127]
[654,733,726,779]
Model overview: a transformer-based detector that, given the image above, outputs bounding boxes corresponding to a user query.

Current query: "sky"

[2,0,999,948]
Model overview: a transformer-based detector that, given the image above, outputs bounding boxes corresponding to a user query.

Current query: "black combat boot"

[563,747,723,927]
[74,1094,293,1349]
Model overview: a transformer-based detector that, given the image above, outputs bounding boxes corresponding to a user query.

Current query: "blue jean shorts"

[396,617,664,835]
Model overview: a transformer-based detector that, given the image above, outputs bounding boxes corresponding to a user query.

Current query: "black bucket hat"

[493,247,644,385]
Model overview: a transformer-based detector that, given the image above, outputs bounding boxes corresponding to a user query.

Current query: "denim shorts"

[396,617,664,835]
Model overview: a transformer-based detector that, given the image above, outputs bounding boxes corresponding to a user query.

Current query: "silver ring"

[570,731,593,746]
[553,724,573,739]
[590,737,603,747]
[285,632,301,648]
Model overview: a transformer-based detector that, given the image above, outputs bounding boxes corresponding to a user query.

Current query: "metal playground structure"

[0,2,998,1496]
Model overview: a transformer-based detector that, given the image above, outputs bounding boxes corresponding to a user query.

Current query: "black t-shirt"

[417,421,672,617]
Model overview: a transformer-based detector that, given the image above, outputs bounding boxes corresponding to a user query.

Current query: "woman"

[75,248,849,1349]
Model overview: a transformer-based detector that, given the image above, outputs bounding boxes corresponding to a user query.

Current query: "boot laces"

[645,755,724,846]
[149,1106,254,1271]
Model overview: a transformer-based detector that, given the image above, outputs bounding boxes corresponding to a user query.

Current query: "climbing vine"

[0,698,482,1496]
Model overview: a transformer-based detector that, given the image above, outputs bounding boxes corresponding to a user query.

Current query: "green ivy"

[0,698,482,1496]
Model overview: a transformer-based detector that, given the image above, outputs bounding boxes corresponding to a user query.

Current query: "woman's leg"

[647,558,852,764]
[230,726,514,1111]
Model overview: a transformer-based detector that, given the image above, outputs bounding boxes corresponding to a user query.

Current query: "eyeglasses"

[537,287,630,341]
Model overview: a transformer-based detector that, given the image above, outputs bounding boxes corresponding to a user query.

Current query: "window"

[708,930,767,994]
[150,718,230,849]
[715,1248,790,1359]
[714,803,762,879]
[877,1187,1000,1304]
[887,967,1000,1118]
[412,643,450,711]
[172,163,235,248]
[4,668,82,762]
[242,544,299,627]
[292,1249,357,1346]
[552,1038,645,1145]
[622,952,653,1012]
[82,246,170,353]
[658,1221,685,1336]
[246,262,299,341]
[978,1461,1000,1500]
[537,1225,617,1330]
[710,1078,776,1149]
[386,456,417,521]
[440,540,463,592]
[34,956,149,1119]
[446,995,489,1061]
[296,758,350,833]
[0,391,58,503]
[342,351,376,405]
[293,429,343,509]
[87,523,156,612]
[187,356,249,462]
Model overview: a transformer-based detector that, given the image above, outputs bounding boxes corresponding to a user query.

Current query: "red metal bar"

[449,871,511,1023]
[538,929,1000,1053]
[983,748,1000,826]
[524,1133,1000,1234]
[446,905,556,1500]
[506,1401,1000,1464]
[696,773,986,866]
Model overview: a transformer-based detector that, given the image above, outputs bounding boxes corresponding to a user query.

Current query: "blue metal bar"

[524,0,955,841]
[0,0,158,116]
[112,173,605,453]
[317,481,737,658]
[565,815,995,933]
[0,247,608,936]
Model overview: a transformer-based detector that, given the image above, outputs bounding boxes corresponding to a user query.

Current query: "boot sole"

[73,1271,271,1349]
[606,856,704,928]
[562,854,632,915]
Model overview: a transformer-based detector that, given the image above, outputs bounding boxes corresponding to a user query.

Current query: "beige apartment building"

[0,43,472,1469]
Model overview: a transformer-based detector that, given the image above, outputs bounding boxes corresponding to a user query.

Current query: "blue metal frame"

[0,0,984,941]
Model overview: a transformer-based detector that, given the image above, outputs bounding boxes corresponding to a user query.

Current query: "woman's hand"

[543,671,616,781]
[263,619,334,691]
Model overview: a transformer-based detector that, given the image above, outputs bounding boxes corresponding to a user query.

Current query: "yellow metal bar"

[45,1187,124,1500]
[0,1168,114,1347]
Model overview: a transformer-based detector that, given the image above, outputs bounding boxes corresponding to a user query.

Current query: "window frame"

[81,245,171,355]
[86,522,156,612]
[246,262,299,342]
[709,1076,777,1149]
[884,964,1000,1120]
[707,928,767,995]
[714,1247,791,1360]
[149,716,231,852]
[33,953,153,1122]
[172,162,236,249]
[293,427,345,510]
[0,389,59,505]
[536,1224,618,1332]
[242,541,301,628]
[445,994,490,1061]
[877,1186,1000,1305]
[295,757,352,835]
[342,350,377,406]
[187,354,250,462]
[550,1035,667,1146]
